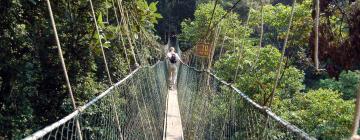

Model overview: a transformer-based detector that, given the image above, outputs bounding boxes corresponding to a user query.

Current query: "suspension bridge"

[19,0,320,139]
[23,58,315,140]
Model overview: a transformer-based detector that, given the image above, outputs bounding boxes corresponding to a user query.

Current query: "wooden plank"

[165,90,184,140]
[195,42,212,57]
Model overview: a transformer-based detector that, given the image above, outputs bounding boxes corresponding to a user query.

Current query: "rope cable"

[88,0,124,138]
[45,0,83,139]
[111,0,131,71]
[352,85,360,137]
[256,0,273,129]
[124,8,143,65]
[128,9,162,50]
[27,0,320,139]
[125,2,163,63]
[204,0,242,40]
[266,0,297,107]
[46,0,77,110]
[208,25,221,71]
[89,0,113,84]
[204,0,219,41]
[177,62,314,140]
[218,33,228,59]
[234,0,253,81]
[314,0,320,71]
[250,0,264,72]
[117,0,139,66]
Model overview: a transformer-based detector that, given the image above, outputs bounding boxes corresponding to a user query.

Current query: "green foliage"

[179,2,248,46]
[0,0,162,139]
[136,0,163,26]
[249,0,314,71]
[274,89,354,139]
[215,45,304,103]
[250,0,313,48]
[318,70,360,100]
[178,0,357,139]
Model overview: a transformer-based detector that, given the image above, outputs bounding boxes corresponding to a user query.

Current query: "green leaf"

[149,2,158,12]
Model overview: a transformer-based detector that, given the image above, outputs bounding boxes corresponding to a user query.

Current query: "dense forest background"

[1,0,360,139]
[0,0,162,139]
[174,0,360,139]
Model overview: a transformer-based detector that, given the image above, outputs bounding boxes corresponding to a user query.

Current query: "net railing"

[177,63,315,140]
[23,61,168,140]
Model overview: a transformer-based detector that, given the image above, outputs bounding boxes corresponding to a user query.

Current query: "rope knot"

[77,107,85,113]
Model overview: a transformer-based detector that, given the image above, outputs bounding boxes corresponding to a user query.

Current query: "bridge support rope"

[45,0,83,139]
[23,62,168,140]
[88,0,125,138]
[177,63,315,140]
[23,61,314,140]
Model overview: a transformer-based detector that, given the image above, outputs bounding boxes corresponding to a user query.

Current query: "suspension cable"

[117,0,139,66]
[266,0,297,107]
[218,33,228,59]
[124,8,142,66]
[45,0,77,110]
[89,0,113,84]
[259,0,264,49]
[127,7,162,49]
[314,0,320,71]
[126,2,163,64]
[250,0,264,72]
[204,0,242,40]
[111,0,131,71]
[88,1,124,139]
[234,0,253,81]
[352,85,360,138]
[195,0,242,71]
[203,0,219,40]
[45,0,83,139]
[123,6,141,60]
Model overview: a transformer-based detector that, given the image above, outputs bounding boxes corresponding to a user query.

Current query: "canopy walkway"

[23,60,314,140]
[20,0,317,139]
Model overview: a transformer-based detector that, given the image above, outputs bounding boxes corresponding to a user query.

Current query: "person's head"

[169,47,175,52]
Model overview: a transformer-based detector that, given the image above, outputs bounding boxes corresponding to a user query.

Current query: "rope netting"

[177,63,315,140]
[23,62,167,140]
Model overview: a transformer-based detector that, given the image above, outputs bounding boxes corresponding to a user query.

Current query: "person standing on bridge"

[166,47,182,90]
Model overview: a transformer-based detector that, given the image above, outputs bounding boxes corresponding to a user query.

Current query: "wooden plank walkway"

[165,89,184,140]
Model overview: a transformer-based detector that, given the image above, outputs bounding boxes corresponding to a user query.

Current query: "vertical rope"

[314,0,320,70]
[45,0,83,139]
[126,6,161,49]
[126,10,143,66]
[124,9,139,61]
[267,0,297,107]
[250,0,264,72]
[111,0,131,71]
[234,0,253,81]
[204,0,219,41]
[88,0,123,139]
[46,0,76,109]
[89,0,113,84]
[208,25,221,68]
[117,0,139,66]
[352,85,360,136]
[218,34,227,59]
[204,0,242,40]
[258,0,264,50]
[258,2,272,131]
